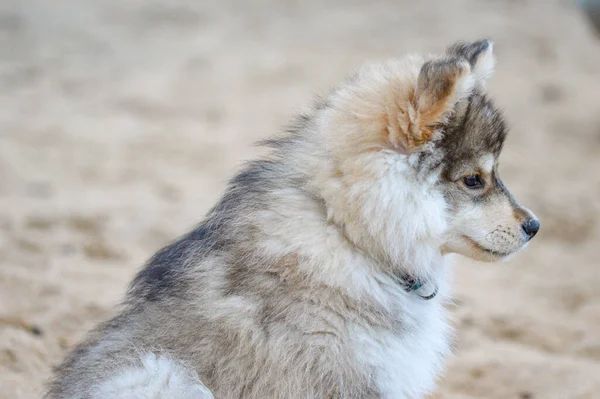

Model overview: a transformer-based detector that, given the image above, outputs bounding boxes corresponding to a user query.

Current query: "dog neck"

[395,271,440,300]
[327,202,446,300]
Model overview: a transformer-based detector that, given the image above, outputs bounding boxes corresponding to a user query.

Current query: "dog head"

[434,41,539,262]
[316,39,539,269]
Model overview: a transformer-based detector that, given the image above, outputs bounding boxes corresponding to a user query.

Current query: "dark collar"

[396,274,438,300]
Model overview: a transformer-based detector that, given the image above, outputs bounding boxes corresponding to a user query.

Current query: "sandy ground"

[1,0,600,398]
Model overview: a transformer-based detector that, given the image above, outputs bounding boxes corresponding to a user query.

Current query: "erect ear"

[446,39,495,84]
[391,57,472,153]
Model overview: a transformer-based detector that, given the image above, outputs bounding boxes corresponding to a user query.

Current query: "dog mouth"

[462,235,513,258]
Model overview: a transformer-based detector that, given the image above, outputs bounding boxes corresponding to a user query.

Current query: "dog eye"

[462,175,484,189]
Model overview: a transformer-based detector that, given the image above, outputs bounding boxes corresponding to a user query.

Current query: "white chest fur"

[350,296,451,399]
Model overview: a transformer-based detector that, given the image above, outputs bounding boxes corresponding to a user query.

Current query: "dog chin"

[470,247,512,262]
[470,235,520,261]
[446,236,521,263]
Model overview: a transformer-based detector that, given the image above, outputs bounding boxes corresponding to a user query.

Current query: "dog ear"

[447,39,495,84]
[391,58,472,153]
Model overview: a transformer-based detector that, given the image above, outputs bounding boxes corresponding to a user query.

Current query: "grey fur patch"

[129,223,224,302]
[129,158,289,303]
[438,91,507,179]
[446,39,492,68]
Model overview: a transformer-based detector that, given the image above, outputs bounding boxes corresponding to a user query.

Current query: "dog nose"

[522,217,540,239]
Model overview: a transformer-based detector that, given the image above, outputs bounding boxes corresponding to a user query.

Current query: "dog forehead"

[439,91,507,172]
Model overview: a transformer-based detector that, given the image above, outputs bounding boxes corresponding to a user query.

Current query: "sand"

[1,0,599,398]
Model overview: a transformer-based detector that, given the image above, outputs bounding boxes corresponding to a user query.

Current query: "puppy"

[45,39,539,399]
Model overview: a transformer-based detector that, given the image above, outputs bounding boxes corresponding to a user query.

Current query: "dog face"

[432,42,539,262]
[438,93,539,262]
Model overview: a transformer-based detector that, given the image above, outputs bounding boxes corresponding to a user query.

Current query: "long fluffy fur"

[45,40,538,399]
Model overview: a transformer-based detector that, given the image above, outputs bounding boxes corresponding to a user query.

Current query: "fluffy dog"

[45,39,539,399]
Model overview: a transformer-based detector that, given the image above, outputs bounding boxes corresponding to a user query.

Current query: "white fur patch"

[92,353,214,399]
[351,289,452,398]
[454,61,476,101]
[471,42,495,84]
[480,154,495,174]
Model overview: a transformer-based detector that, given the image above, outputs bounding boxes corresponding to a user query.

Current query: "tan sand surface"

[1,0,599,398]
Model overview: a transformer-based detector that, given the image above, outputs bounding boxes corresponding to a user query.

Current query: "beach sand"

[1,1,599,398]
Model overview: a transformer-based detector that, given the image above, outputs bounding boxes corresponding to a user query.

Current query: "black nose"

[522,218,540,239]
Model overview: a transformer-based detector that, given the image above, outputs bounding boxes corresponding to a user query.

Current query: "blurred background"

[1,0,599,398]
